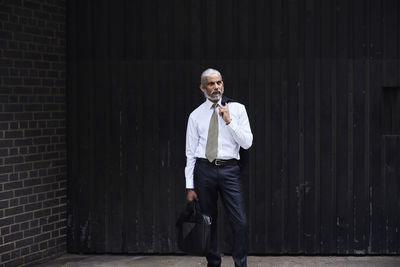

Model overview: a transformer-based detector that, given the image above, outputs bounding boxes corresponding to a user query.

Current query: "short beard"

[203,88,224,101]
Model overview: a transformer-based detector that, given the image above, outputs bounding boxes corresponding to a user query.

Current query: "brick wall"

[0,0,66,266]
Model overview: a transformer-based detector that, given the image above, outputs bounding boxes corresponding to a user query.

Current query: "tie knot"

[212,103,217,109]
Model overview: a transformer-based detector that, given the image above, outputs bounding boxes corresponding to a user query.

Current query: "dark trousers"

[194,160,247,267]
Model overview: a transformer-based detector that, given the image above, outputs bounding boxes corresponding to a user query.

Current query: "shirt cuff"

[185,177,194,189]
[227,118,238,132]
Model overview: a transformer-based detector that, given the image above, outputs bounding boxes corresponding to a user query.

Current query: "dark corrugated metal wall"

[67,0,400,254]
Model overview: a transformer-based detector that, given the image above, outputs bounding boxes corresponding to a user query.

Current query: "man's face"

[200,74,224,102]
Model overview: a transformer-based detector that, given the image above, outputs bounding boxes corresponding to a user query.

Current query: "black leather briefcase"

[176,201,212,256]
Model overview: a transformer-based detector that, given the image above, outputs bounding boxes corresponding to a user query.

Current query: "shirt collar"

[205,98,222,109]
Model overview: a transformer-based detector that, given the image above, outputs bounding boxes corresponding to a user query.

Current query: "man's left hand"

[219,103,232,124]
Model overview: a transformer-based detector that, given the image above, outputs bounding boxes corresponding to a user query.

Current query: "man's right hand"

[186,189,199,202]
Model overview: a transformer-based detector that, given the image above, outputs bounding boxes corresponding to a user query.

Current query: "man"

[185,68,253,267]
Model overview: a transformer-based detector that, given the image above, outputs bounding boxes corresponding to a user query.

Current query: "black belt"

[197,158,238,166]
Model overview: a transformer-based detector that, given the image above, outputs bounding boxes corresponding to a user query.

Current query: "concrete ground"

[36,254,400,267]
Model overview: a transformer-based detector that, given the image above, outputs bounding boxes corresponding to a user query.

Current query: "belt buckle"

[214,159,222,166]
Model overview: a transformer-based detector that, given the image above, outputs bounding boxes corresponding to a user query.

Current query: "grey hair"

[200,68,222,86]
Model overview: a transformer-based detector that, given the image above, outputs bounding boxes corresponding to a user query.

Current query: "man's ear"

[199,84,204,92]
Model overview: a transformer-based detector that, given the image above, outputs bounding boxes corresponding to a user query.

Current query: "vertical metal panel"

[383,136,400,252]
[336,0,350,253]
[67,0,400,254]
[369,0,384,253]
[303,0,318,253]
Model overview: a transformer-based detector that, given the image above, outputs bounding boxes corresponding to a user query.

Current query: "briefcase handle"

[194,200,202,215]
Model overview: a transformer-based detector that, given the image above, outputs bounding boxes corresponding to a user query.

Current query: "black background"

[67,0,400,254]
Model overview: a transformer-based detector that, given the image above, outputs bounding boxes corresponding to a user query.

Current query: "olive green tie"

[205,103,218,162]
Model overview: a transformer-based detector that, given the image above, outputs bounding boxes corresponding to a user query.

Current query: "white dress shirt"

[185,98,253,188]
